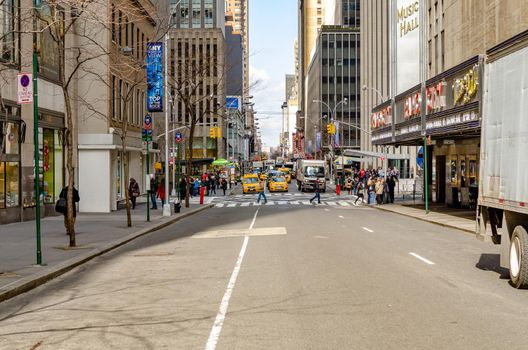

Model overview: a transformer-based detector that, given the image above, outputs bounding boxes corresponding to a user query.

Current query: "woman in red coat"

[157,178,166,206]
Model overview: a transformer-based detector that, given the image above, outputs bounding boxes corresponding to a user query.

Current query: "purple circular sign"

[20,75,30,88]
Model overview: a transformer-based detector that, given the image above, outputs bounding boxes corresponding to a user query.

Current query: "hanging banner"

[334,122,340,147]
[316,132,322,152]
[146,42,164,112]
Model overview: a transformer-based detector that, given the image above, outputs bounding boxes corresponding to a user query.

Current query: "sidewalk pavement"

[0,199,214,303]
[374,202,476,234]
[326,181,475,233]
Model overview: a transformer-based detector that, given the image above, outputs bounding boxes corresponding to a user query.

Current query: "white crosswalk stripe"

[211,192,365,209]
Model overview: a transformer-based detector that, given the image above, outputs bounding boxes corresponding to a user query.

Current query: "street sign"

[142,128,153,142]
[143,114,152,130]
[17,73,33,104]
[175,131,183,143]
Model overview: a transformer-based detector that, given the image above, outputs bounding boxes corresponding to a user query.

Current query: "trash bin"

[174,201,181,213]
[368,191,376,204]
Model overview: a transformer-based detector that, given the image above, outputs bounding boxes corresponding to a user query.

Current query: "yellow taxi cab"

[268,176,289,192]
[259,173,268,181]
[278,168,292,183]
[242,174,262,194]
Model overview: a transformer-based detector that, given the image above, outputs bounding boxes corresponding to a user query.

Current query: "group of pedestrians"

[337,167,399,205]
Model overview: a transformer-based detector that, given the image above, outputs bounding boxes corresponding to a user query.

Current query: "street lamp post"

[162,0,182,216]
[312,98,348,184]
[335,120,388,181]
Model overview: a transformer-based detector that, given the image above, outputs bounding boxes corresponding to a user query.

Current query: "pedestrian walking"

[387,174,397,203]
[309,181,321,204]
[58,185,80,235]
[375,178,384,205]
[345,176,353,195]
[256,179,268,204]
[149,175,158,209]
[193,178,200,197]
[354,181,365,205]
[221,178,228,196]
[157,178,166,206]
[210,178,217,195]
[128,178,140,209]
[179,178,187,201]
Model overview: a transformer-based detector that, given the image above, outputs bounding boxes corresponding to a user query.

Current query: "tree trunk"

[123,149,132,227]
[185,122,195,208]
[63,90,76,247]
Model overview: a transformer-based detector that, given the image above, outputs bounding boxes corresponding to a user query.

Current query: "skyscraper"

[225,0,249,97]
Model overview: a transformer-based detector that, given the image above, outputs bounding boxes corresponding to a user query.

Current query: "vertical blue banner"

[334,122,340,147]
[316,132,322,152]
[146,42,164,112]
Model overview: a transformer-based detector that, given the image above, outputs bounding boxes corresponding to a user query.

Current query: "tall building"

[225,0,249,97]
[367,0,528,204]
[305,27,361,158]
[298,0,328,135]
[359,0,416,184]
[169,0,227,166]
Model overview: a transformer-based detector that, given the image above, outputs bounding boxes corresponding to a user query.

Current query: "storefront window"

[0,163,4,208]
[460,158,467,187]
[5,162,19,207]
[469,157,478,186]
[450,159,457,184]
[4,123,19,155]
[39,128,64,204]
[117,152,123,199]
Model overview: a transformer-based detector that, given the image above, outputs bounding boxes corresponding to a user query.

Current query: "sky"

[249,0,297,149]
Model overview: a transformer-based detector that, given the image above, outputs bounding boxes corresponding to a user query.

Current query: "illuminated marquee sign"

[453,64,479,106]
[426,81,446,113]
[404,92,421,120]
[426,110,478,131]
[371,105,393,129]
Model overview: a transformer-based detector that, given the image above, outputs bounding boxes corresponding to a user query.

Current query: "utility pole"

[32,22,42,266]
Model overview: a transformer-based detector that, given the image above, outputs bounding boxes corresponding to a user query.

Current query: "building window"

[0,0,17,63]
[192,0,201,28]
[204,0,213,28]
[118,11,122,46]
[180,0,189,27]
[111,4,116,43]
[36,4,65,82]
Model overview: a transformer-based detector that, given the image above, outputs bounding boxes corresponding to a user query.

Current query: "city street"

[1,188,527,349]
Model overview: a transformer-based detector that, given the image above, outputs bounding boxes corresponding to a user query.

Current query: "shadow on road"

[475,253,510,279]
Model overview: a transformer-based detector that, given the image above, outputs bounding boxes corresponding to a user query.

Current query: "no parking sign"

[17,73,33,104]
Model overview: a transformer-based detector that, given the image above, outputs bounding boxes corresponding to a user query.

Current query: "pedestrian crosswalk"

[213,193,364,208]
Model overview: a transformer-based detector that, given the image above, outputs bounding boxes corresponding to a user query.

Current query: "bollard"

[336,184,341,196]
[200,187,205,205]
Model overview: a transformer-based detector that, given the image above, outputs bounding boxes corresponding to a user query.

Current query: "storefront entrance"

[436,155,446,203]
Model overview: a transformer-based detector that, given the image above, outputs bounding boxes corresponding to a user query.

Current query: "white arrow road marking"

[206,209,259,350]
[362,227,374,233]
[409,252,435,265]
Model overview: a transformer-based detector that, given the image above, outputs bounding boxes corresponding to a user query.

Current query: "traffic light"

[210,127,216,138]
[327,123,335,135]
[215,126,221,138]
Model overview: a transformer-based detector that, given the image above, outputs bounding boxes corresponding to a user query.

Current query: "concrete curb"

[0,204,214,304]
[372,205,475,234]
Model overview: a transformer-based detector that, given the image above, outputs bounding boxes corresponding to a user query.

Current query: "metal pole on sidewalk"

[177,142,181,202]
[424,135,429,214]
[146,140,150,222]
[33,43,42,265]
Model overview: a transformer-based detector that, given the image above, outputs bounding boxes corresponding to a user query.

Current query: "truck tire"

[509,226,528,289]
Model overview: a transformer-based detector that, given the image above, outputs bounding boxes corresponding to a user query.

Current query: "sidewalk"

[0,199,213,303]
[374,202,476,234]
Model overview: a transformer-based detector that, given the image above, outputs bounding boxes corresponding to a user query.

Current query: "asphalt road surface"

[1,187,527,349]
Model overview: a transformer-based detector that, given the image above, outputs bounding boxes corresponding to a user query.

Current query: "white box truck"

[296,159,327,192]
[477,43,528,288]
